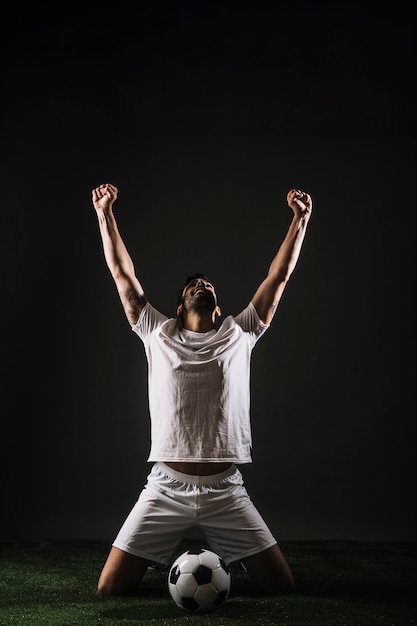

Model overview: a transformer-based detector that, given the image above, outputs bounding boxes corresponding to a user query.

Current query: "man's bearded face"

[181,279,217,313]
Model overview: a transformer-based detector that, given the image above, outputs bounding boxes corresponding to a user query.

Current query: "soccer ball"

[168,548,231,613]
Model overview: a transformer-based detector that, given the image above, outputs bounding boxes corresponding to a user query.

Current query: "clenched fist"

[92,183,118,212]
[287,189,312,219]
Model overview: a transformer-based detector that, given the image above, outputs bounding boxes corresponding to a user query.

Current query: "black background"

[2,1,415,543]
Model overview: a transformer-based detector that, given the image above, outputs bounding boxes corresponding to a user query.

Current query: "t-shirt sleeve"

[233,302,269,342]
[131,302,168,340]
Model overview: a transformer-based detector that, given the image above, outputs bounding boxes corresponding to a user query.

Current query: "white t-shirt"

[132,301,269,463]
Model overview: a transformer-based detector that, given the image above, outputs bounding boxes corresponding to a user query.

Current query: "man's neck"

[181,312,216,333]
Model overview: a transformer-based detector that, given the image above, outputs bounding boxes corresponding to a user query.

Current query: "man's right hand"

[92,183,118,212]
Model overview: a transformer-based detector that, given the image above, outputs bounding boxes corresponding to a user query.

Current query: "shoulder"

[131,302,172,338]
[234,302,269,330]
[233,302,269,341]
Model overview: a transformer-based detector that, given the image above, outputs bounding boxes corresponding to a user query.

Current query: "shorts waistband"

[155,462,237,485]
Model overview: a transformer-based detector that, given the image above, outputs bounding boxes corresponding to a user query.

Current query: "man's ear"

[215,305,221,317]
[176,304,183,316]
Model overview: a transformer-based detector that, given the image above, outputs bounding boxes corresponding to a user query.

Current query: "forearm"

[267,213,310,283]
[96,209,136,282]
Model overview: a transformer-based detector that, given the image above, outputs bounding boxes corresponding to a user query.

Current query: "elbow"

[112,265,134,283]
[269,267,291,286]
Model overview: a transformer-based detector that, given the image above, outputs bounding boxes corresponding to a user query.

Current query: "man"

[92,182,312,597]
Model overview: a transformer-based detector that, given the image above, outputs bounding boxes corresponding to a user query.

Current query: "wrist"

[95,205,114,215]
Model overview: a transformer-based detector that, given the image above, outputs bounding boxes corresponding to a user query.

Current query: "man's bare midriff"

[165,462,233,476]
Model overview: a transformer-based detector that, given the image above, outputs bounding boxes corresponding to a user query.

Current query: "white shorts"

[112,462,277,566]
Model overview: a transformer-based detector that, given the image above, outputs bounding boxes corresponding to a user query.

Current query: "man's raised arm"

[251,189,312,325]
[92,183,147,325]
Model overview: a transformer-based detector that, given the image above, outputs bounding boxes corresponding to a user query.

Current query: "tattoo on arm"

[123,289,147,325]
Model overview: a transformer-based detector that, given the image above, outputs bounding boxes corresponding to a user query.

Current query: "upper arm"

[251,275,287,325]
[115,273,148,326]
[120,287,148,326]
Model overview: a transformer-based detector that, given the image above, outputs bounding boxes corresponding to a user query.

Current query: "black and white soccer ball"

[168,548,231,613]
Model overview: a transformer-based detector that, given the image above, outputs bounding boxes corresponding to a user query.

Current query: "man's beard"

[183,290,217,314]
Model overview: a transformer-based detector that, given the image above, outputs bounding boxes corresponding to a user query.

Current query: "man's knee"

[97,571,141,597]
[97,547,150,597]
[97,572,120,597]
[242,544,295,595]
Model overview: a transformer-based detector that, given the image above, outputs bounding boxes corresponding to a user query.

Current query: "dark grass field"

[0,540,416,625]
